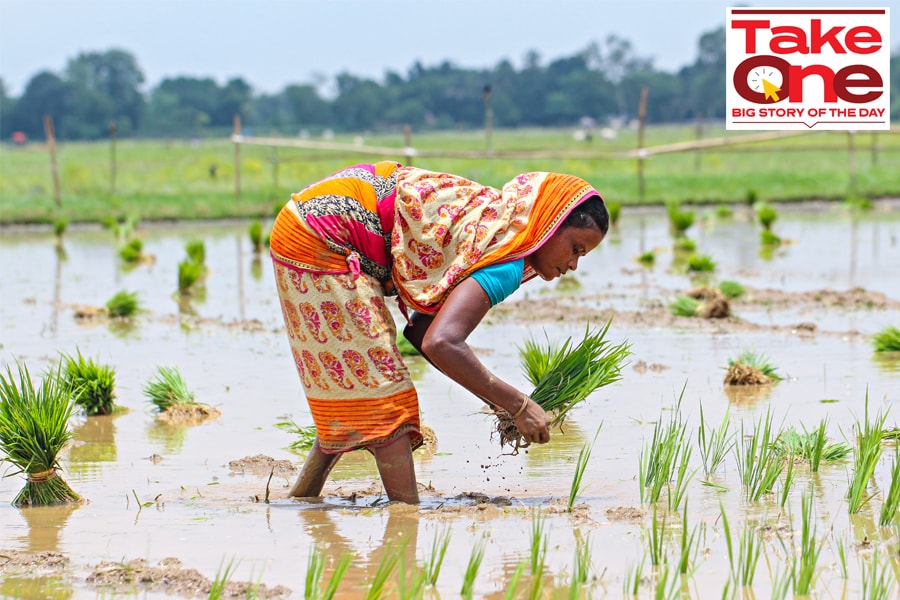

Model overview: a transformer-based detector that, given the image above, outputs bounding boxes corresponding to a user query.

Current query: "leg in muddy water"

[373,434,419,504]
[289,438,340,498]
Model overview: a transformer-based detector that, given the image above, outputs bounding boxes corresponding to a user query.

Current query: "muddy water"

[1,202,899,598]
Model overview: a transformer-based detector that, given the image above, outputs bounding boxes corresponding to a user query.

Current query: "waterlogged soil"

[1,201,899,598]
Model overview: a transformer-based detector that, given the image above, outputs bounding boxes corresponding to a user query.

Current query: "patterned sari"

[270,162,600,453]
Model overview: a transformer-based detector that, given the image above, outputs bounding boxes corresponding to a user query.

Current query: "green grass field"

[1,125,898,224]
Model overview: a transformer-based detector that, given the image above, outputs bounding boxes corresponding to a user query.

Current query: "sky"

[0,0,896,97]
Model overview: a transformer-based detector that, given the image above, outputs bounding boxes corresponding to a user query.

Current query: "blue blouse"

[470,259,525,306]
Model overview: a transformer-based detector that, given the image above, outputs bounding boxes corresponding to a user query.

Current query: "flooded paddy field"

[1,201,899,598]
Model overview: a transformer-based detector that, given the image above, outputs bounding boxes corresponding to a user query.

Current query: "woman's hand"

[514,397,552,444]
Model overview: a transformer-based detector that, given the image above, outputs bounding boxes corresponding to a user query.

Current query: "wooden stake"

[109,121,118,197]
[43,115,61,208]
[636,87,649,203]
[403,124,414,166]
[694,112,703,173]
[233,115,242,203]
[483,85,493,155]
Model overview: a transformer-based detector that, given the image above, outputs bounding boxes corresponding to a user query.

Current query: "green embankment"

[1,125,897,224]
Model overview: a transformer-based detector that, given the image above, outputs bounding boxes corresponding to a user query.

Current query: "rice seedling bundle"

[871,326,900,353]
[61,349,117,415]
[185,239,206,265]
[687,254,717,273]
[669,288,730,319]
[717,280,745,299]
[636,251,655,266]
[248,221,264,253]
[178,259,204,293]
[105,290,140,318]
[496,321,630,452]
[605,200,621,226]
[0,362,80,506]
[666,201,695,236]
[143,365,197,412]
[118,238,144,263]
[755,202,778,230]
[760,229,782,246]
[53,217,68,237]
[724,349,781,386]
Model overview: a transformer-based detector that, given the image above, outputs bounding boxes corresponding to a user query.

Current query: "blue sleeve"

[470,259,525,306]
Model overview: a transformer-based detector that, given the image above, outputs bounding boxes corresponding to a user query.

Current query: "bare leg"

[373,434,419,504]
[289,438,340,498]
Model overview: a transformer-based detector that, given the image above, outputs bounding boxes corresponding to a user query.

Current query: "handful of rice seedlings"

[0,361,81,506]
[61,349,118,416]
[143,365,220,423]
[495,320,631,452]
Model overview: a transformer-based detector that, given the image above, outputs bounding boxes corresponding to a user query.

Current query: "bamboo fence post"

[483,84,494,155]
[847,130,857,193]
[403,124,414,166]
[870,131,878,167]
[636,87,649,203]
[233,115,242,203]
[694,112,703,172]
[109,121,118,197]
[43,115,61,208]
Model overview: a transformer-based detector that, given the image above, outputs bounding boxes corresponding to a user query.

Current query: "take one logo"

[726,7,891,130]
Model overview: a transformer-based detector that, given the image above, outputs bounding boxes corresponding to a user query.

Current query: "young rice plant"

[871,326,900,353]
[106,290,140,318]
[143,365,197,412]
[60,349,118,416]
[498,320,630,452]
[0,361,81,506]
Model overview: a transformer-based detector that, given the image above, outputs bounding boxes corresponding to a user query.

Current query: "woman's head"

[524,194,608,281]
[561,194,609,234]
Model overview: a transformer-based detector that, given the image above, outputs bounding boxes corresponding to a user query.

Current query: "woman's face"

[525,225,605,281]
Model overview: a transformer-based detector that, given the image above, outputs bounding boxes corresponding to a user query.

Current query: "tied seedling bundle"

[0,361,80,506]
[495,320,631,453]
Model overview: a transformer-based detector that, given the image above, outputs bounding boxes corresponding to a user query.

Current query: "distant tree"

[213,77,253,127]
[65,49,146,136]
[4,71,75,139]
[891,47,899,122]
[283,83,331,128]
[678,26,726,119]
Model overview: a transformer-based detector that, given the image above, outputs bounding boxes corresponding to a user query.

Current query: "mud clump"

[228,454,296,477]
[686,287,731,318]
[420,424,438,454]
[86,557,291,598]
[157,404,222,425]
[724,362,771,386]
[0,550,69,574]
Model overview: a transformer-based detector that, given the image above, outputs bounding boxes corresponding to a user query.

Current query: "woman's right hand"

[514,397,552,444]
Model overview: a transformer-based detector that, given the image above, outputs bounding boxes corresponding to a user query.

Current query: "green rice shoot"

[636,251,656,266]
[105,290,140,318]
[503,320,630,451]
[771,423,852,469]
[60,349,118,416]
[878,445,900,526]
[687,253,717,273]
[119,238,144,263]
[460,537,487,598]
[178,259,204,293]
[249,221,264,253]
[760,229,782,246]
[143,365,196,412]
[673,237,697,252]
[847,395,888,514]
[755,202,778,230]
[53,216,68,237]
[666,201,695,236]
[668,295,700,317]
[185,239,206,265]
[871,326,900,353]
[717,280,746,299]
[274,419,317,451]
[606,200,622,226]
[0,361,81,506]
[567,424,601,512]
[727,349,782,381]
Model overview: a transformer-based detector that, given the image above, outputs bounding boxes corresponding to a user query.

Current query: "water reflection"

[16,503,80,553]
[872,352,900,374]
[146,419,190,455]
[0,576,73,600]
[297,504,420,594]
[723,384,774,407]
[68,414,123,478]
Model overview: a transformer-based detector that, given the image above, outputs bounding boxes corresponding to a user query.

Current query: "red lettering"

[770,26,806,54]
[789,64,838,102]
[732,20,770,53]
[810,20,845,53]
[845,26,882,54]
[834,65,883,103]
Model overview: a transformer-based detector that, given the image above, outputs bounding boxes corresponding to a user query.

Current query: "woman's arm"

[402,278,551,445]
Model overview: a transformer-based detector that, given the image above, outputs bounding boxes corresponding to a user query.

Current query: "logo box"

[726,7,890,130]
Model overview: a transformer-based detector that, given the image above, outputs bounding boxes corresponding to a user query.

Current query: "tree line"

[2,28,898,141]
